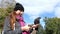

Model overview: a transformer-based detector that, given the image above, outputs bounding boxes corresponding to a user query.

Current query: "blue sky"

[15,0,60,28]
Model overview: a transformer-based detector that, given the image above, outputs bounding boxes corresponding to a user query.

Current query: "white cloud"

[55,7,60,18]
[24,7,44,16]
[15,0,60,19]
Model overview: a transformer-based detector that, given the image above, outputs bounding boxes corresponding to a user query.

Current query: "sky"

[15,0,60,28]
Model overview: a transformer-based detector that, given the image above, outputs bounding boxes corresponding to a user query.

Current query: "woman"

[3,3,30,34]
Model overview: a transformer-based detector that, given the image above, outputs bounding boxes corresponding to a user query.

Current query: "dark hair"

[14,3,24,12]
[34,17,41,24]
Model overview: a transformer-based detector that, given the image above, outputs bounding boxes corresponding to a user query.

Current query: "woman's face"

[15,10,24,15]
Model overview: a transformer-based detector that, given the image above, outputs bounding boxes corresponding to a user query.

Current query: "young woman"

[3,3,30,34]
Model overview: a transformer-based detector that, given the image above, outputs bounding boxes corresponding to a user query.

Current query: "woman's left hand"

[32,24,39,28]
[32,25,37,28]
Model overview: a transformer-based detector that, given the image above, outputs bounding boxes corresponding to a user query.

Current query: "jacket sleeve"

[3,16,10,31]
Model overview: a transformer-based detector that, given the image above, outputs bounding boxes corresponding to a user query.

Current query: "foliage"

[44,17,60,34]
[0,6,14,29]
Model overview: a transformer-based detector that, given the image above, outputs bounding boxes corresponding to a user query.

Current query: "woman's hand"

[24,25,31,31]
[32,24,39,28]
[21,25,31,31]
[32,25,37,28]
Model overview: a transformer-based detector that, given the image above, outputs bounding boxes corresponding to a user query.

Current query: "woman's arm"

[3,16,10,31]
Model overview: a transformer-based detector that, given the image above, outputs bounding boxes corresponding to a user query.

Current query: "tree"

[44,17,60,34]
[0,5,15,29]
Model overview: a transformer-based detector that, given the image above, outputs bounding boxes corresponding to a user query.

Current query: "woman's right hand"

[21,25,30,31]
[24,25,31,31]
